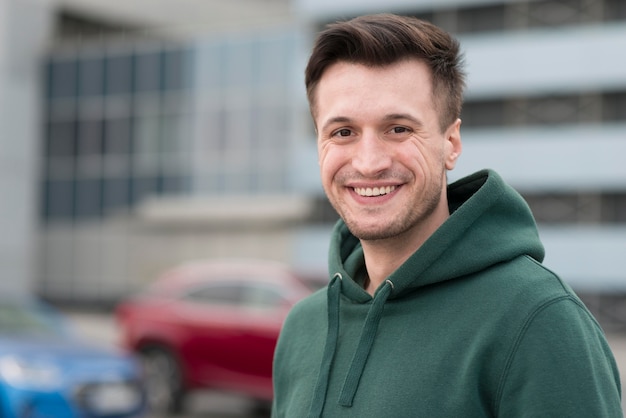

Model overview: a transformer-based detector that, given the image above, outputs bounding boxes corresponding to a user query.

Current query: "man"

[272,13,622,417]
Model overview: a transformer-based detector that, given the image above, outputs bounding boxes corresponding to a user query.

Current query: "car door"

[174,282,250,387]
[216,281,291,398]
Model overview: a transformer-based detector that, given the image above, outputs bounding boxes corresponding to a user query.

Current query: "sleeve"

[496,296,622,418]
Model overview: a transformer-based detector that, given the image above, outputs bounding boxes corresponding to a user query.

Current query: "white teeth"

[354,185,396,197]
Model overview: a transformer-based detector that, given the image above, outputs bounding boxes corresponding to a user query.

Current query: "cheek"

[318,145,343,186]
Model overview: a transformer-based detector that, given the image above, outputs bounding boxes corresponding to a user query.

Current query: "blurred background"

[1,0,625,416]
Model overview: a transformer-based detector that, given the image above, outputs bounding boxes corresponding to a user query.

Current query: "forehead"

[313,59,435,123]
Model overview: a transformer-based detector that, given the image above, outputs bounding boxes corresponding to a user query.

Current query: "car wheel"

[140,346,186,415]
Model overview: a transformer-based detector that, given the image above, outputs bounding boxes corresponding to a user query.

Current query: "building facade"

[38,25,321,303]
[10,0,626,316]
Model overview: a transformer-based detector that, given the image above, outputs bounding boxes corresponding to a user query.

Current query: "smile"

[353,185,396,197]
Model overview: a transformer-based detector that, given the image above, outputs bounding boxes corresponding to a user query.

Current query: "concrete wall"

[0,0,54,294]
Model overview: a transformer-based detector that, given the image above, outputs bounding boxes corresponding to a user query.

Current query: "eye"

[332,128,353,138]
[389,126,410,134]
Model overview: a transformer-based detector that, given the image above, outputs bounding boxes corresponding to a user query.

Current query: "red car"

[115,259,325,415]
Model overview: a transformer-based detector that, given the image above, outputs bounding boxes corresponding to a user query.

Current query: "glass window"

[44,180,74,220]
[456,5,505,33]
[75,178,102,219]
[135,51,162,92]
[256,105,288,149]
[47,121,76,157]
[196,43,222,91]
[159,113,182,154]
[526,96,584,125]
[77,119,103,155]
[527,0,587,27]
[103,177,130,213]
[49,59,78,99]
[605,0,626,21]
[224,106,251,160]
[461,100,505,127]
[131,176,159,204]
[134,114,161,173]
[134,113,160,152]
[161,176,190,194]
[164,48,192,90]
[604,92,626,122]
[225,41,253,87]
[105,55,133,95]
[256,38,289,86]
[79,56,104,97]
[104,117,132,155]
[244,285,286,309]
[184,283,243,306]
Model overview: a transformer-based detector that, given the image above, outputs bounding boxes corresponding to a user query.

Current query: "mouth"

[353,185,397,197]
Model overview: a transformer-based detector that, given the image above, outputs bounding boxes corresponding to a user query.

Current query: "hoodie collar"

[329,169,544,299]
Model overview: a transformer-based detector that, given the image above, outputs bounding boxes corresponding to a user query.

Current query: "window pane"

[103,177,130,213]
[244,285,286,309]
[75,178,102,219]
[163,48,192,90]
[162,176,190,194]
[131,177,159,204]
[461,100,505,127]
[256,38,289,86]
[457,5,505,33]
[135,52,162,92]
[106,55,132,95]
[134,114,161,173]
[225,42,253,87]
[77,119,103,155]
[50,59,78,98]
[45,180,74,220]
[104,117,132,155]
[186,284,243,305]
[135,114,160,153]
[79,56,104,97]
[48,121,76,157]
[196,43,222,91]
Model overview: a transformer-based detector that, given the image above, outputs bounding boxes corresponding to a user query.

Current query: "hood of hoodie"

[328,169,545,301]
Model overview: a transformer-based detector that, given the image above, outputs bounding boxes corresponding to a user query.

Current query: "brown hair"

[305,14,466,132]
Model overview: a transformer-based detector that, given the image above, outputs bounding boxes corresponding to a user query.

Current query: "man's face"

[314,59,462,242]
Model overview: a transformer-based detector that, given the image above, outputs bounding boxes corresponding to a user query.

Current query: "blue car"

[0,297,146,417]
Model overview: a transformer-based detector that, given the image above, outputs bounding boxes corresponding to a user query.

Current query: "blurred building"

[0,0,54,295]
[3,0,626,317]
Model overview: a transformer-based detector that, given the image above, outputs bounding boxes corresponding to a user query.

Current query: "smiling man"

[272,14,622,417]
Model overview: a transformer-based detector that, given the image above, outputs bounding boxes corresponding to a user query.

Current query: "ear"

[444,118,462,170]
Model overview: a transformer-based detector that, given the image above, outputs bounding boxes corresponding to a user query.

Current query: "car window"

[0,302,61,335]
[243,284,288,310]
[182,283,243,306]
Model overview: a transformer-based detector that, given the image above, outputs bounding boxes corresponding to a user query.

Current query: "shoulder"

[275,287,328,366]
[279,287,328,341]
[283,287,327,328]
[495,294,621,415]
[483,254,580,304]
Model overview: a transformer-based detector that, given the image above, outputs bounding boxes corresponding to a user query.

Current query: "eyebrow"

[320,113,424,133]
[383,113,425,127]
[320,116,352,134]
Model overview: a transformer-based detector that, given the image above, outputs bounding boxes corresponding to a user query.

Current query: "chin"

[346,222,399,241]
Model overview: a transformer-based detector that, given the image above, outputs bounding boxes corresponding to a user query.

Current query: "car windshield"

[0,301,63,336]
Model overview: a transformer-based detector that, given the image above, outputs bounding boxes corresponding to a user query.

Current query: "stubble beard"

[330,178,443,242]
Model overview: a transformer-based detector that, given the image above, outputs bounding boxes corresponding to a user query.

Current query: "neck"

[360,205,450,296]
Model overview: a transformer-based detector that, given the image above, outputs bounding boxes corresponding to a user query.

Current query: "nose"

[351,131,392,177]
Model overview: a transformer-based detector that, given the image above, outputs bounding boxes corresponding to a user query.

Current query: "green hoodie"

[272,169,622,417]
